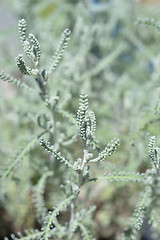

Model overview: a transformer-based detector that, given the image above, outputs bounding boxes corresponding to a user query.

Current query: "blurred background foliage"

[1,0,160,239]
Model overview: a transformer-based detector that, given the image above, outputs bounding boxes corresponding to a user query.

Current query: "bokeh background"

[1,0,160,239]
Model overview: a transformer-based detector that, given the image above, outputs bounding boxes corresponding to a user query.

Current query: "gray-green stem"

[37,72,55,161]
[69,145,88,233]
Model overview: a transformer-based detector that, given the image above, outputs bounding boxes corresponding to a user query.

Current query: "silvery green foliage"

[37,93,148,240]
[16,19,40,75]
[148,136,160,171]
[18,19,41,66]
[154,93,160,115]
[76,92,98,148]
[90,138,120,162]
[1,136,37,179]
[136,18,160,33]
[38,93,119,239]
[4,229,45,240]
[40,93,120,170]
[90,172,145,183]
[39,137,74,169]
[33,171,53,223]
[47,28,71,74]
[15,54,32,75]
[0,71,33,91]
[2,3,160,239]
[119,136,160,240]
[41,195,75,240]
[77,92,89,141]
[27,33,41,64]
[78,223,96,240]
[136,17,160,118]
[11,18,70,88]
[120,189,151,240]
[148,136,157,169]
[1,15,134,237]
[18,18,26,42]
[0,18,73,239]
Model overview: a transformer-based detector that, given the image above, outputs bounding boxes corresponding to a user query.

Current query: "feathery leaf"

[48,28,71,74]
[78,223,96,240]
[33,171,53,223]
[41,195,75,240]
[39,137,74,168]
[15,54,32,75]
[1,136,37,179]
[89,172,145,183]
[90,138,119,162]
[0,71,33,91]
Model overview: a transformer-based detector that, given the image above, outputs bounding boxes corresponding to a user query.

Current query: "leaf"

[33,171,53,223]
[77,92,88,141]
[89,172,145,183]
[39,137,74,168]
[0,71,34,91]
[90,138,119,162]
[15,54,32,75]
[41,195,75,240]
[78,223,96,240]
[1,136,37,180]
[136,18,160,33]
[4,229,44,240]
[18,19,27,43]
[120,189,151,240]
[148,136,160,170]
[47,28,71,74]
[28,33,41,65]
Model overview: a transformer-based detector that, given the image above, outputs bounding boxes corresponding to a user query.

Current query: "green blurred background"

[1,0,160,239]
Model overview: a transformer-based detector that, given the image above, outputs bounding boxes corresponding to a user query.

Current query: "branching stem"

[69,144,88,232]
[36,73,56,164]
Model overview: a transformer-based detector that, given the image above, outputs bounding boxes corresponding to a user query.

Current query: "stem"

[69,145,88,232]
[81,147,88,171]
[151,170,159,203]
[49,109,55,145]
[49,109,55,165]
[69,198,76,230]
[36,73,56,164]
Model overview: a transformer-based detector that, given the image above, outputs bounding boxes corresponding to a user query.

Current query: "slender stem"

[49,109,55,144]
[81,147,88,171]
[69,198,76,230]
[37,73,55,163]
[69,145,88,232]
[151,170,159,203]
